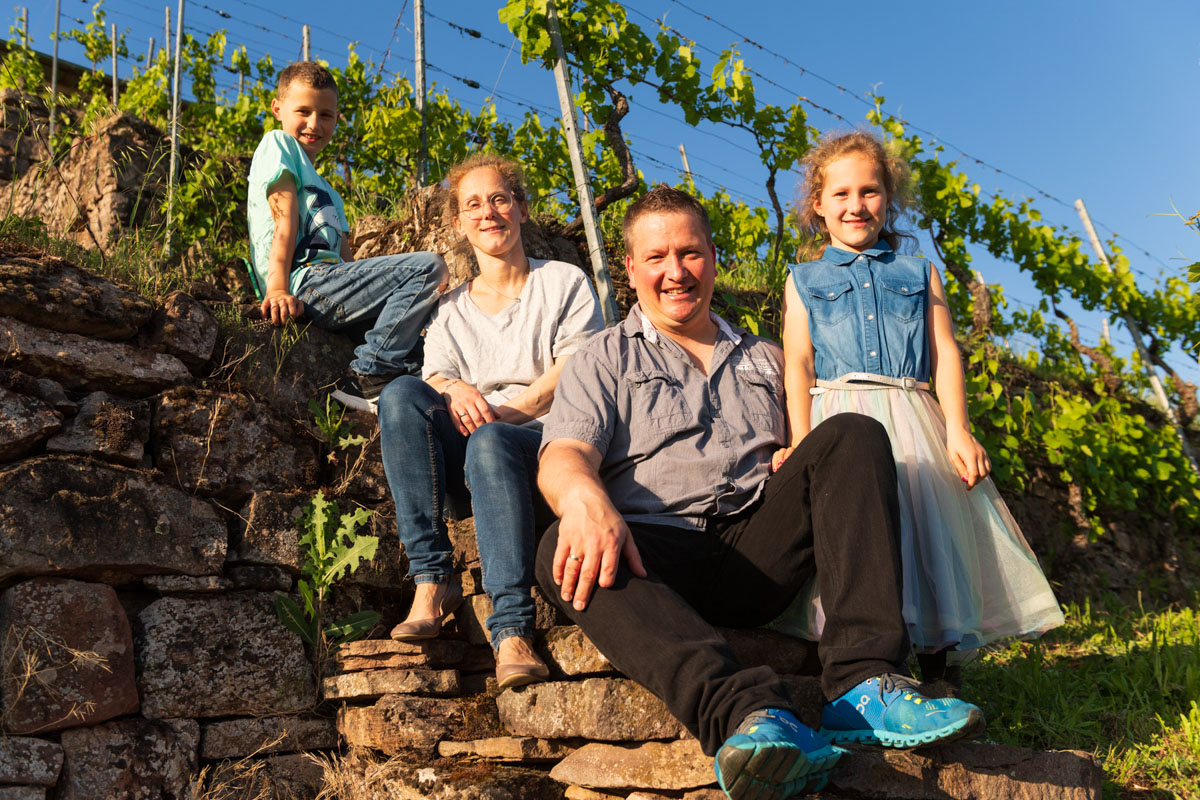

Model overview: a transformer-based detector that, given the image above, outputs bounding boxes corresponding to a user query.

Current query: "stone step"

[332,624,1103,800]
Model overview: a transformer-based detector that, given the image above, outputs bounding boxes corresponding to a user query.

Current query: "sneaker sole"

[820,707,985,750]
[330,389,379,414]
[715,741,843,800]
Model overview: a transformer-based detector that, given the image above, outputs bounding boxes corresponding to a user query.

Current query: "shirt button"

[901,286,908,291]
[863,282,870,288]
[827,291,835,298]
[870,350,877,357]
[867,314,874,320]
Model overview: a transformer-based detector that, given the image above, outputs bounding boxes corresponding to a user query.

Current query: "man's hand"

[540,440,647,611]
[260,289,305,325]
[553,492,646,611]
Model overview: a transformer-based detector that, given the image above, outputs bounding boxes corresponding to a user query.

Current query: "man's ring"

[569,554,582,562]
[459,412,469,418]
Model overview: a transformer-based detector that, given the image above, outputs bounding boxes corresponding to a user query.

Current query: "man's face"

[625,210,717,336]
[271,83,338,160]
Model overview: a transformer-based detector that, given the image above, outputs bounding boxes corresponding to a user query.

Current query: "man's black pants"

[535,413,909,755]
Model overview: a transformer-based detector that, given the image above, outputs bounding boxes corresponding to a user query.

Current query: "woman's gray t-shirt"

[421,259,604,412]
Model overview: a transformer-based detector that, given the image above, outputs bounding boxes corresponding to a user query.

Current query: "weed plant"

[971,594,1200,798]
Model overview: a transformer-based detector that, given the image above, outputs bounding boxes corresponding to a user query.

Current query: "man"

[535,186,984,799]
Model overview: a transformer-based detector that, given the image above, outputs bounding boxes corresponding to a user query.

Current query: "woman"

[377,153,603,688]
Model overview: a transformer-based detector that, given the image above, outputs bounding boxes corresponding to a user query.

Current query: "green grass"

[969,594,1200,799]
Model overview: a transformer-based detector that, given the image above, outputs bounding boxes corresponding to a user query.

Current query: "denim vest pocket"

[626,369,690,433]
[805,280,855,326]
[880,278,925,323]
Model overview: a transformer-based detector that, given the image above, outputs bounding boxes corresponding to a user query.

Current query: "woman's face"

[453,167,528,261]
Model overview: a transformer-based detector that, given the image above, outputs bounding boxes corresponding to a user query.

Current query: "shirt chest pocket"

[736,369,783,422]
[805,280,855,326]
[880,279,925,323]
[626,369,691,433]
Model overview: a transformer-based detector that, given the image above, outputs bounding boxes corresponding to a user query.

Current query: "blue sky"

[26,0,1200,383]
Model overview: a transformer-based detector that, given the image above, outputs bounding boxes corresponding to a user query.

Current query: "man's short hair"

[622,184,712,255]
[277,61,338,99]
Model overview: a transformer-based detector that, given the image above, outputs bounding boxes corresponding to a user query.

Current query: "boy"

[247,61,447,412]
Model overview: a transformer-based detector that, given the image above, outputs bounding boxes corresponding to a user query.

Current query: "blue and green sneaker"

[714,708,846,800]
[820,673,985,749]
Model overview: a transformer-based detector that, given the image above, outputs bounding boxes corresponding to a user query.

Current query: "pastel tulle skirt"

[769,387,1064,651]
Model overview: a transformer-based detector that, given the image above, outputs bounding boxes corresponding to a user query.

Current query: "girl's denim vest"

[788,242,931,382]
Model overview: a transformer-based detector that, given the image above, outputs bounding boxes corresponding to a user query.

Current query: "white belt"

[811,372,930,395]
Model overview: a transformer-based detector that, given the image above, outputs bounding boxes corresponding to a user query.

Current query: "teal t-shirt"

[246,129,348,296]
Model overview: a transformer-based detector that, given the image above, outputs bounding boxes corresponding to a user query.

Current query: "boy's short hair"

[278,61,338,99]
[622,184,712,255]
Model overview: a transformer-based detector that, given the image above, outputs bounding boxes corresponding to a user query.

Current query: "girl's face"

[452,167,528,260]
[814,153,888,252]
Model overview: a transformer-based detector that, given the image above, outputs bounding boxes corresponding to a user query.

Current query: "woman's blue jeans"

[378,376,550,648]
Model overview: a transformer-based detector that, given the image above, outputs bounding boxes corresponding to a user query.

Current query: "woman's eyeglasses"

[460,192,515,220]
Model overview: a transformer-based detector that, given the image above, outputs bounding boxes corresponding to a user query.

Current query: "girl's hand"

[946,426,991,489]
[771,446,795,473]
[442,381,496,435]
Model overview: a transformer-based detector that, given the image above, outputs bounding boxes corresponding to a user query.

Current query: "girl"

[775,131,1063,680]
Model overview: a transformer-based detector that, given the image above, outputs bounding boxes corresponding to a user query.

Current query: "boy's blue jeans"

[378,376,551,649]
[293,252,446,377]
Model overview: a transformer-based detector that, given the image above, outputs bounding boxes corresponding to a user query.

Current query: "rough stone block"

[496,678,685,741]
[827,742,1103,800]
[0,787,44,800]
[44,391,149,466]
[0,579,138,734]
[541,626,615,676]
[0,737,61,785]
[229,491,308,572]
[0,247,153,339]
[226,565,294,592]
[323,668,460,700]
[0,455,227,582]
[0,371,73,416]
[1,314,189,397]
[333,638,493,674]
[0,386,59,462]
[144,290,217,370]
[309,750,563,798]
[142,575,232,593]
[437,736,578,762]
[200,715,338,760]
[550,740,712,791]
[136,593,314,719]
[58,718,198,800]
[152,388,318,502]
[338,695,463,757]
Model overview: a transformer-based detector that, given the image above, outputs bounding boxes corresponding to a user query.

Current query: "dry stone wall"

[0,235,1102,799]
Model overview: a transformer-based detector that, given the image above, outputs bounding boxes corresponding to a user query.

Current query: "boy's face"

[271,83,338,159]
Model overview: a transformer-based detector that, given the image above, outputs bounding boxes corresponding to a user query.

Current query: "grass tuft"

[971,594,1200,798]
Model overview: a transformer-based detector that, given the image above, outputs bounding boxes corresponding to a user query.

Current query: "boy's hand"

[261,289,305,325]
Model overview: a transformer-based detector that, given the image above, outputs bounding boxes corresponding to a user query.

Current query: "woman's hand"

[442,380,496,435]
[770,445,795,473]
[946,426,991,489]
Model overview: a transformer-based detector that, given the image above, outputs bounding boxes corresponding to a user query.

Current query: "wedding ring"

[569,554,582,562]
